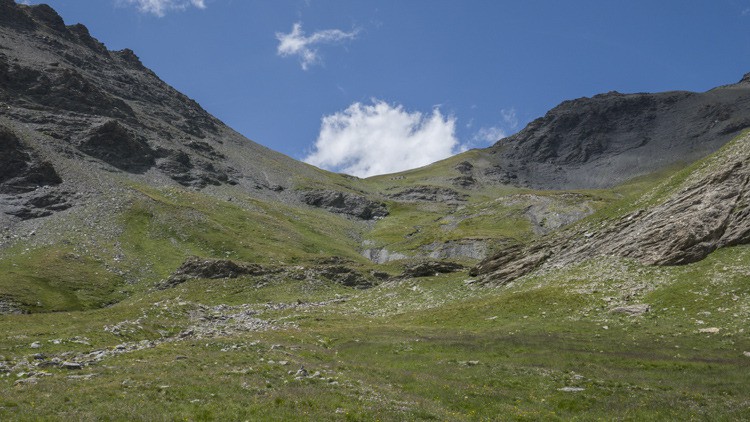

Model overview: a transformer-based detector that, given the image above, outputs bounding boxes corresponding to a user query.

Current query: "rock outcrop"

[0,125,61,194]
[301,190,388,220]
[473,133,750,284]
[386,186,468,203]
[158,257,269,289]
[78,121,155,173]
[160,257,378,289]
[401,260,464,278]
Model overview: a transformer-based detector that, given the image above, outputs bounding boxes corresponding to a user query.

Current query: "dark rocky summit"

[485,79,750,189]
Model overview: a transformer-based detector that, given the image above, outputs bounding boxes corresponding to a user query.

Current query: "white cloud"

[472,108,519,146]
[500,108,519,130]
[473,126,507,144]
[119,0,206,17]
[276,22,358,70]
[304,100,462,177]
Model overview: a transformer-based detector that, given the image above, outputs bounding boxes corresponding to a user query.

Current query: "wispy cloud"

[471,108,519,146]
[276,22,358,70]
[119,0,206,17]
[500,108,519,130]
[304,100,461,177]
[472,126,507,145]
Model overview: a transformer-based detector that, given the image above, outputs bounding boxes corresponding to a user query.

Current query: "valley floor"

[1,245,749,421]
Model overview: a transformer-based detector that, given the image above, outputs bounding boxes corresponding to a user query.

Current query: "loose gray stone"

[60,362,82,370]
[611,304,650,316]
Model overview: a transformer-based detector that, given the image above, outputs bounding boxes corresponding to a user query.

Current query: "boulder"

[611,304,650,316]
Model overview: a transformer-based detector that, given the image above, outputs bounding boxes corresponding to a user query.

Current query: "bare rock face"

[0,125,61,194]
[571,143,750,266]
[155,148,237,188]
[302,190,388,220]
[0,60,135,119]
[473,134,750,284]
[78,121,155,173]
[469,243,550,284]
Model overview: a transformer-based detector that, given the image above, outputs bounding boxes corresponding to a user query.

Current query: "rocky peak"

[0,0,33,29]
[485,75,750,189]
[28,4,66,32]
[115,49,146,69]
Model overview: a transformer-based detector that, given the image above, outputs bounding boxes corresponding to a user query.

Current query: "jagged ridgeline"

[1,2,750,419]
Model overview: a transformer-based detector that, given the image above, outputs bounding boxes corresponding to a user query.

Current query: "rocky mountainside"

[423,77,750,191]
[472,132,750,284]
[485,78,750,189]
[0,0,351,228]
[0,0,748,311]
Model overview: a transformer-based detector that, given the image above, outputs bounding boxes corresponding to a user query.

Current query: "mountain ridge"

[0,0,748,306]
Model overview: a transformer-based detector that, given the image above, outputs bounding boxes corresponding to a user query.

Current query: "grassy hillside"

[0,245,748,420]
[1,138,749,420]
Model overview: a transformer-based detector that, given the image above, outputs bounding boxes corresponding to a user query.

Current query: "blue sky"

[19,0,750,176]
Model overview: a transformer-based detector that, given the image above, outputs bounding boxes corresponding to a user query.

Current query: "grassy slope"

[0,182,368,313]
[0,244,747,420]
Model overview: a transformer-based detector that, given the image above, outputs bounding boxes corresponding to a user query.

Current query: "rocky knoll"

[301,190,388,220]
[159,256,270,289]
[485,77,750,189]
[472,133,750,284]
